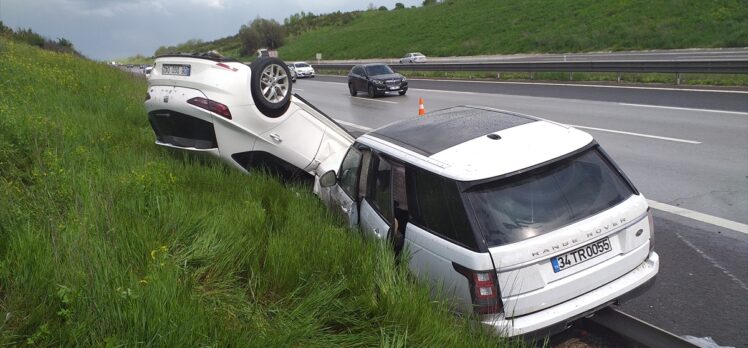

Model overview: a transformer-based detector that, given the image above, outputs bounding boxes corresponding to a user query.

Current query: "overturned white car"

[145,54,658,339]
[145,53,353,179]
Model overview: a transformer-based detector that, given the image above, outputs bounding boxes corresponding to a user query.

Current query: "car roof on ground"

[358,106,593,181]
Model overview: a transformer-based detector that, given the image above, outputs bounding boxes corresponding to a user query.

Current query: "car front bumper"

[480,251,659,337]
[374,82,408,93]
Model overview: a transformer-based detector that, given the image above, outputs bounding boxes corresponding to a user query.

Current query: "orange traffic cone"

[418,98,425,116]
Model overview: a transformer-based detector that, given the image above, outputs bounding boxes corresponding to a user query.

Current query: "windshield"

[464,147,634,247]
[365,65,394,76]
[295,63,310,68]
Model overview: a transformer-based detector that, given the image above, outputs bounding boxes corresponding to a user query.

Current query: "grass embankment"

[278,0,748,60]
[0,39,521,346]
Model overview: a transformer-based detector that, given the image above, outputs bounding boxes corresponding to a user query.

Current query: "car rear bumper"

[480,251,659,337]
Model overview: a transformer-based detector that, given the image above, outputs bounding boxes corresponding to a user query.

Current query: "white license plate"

[389,86,399,90]
[162,64,191,76]
[551,237,612,273]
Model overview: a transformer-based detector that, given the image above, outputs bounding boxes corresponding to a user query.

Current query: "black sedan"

[348,64,408,98]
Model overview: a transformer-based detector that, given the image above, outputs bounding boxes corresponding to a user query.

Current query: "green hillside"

[0,39,522,346]
[278,0,748,60]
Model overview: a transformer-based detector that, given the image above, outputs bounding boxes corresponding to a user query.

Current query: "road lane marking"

[675,232,748,292]
[293,88,304,91]
[648,200,748,234]
[569,125,701,144]
[619,103,748,116]
[335,119,373,131]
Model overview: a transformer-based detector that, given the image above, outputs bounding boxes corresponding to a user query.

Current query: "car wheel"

[250,57,292,118]
[398,90,407,96]
[349,83,357,96]
[367,85,376,98]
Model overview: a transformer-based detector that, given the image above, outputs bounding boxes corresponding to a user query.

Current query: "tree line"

[0,21,81,56]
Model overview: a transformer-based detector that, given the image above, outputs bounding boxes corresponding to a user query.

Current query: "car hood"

[370,73,403,80]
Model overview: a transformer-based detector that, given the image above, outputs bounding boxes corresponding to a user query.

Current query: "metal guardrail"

[313,60,748,74]
[587,308,699,348]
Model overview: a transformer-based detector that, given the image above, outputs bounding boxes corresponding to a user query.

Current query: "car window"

[352,66,363,75]
[465,147,635,247]
[365,65,394,76]
[338,147,362,199]
[414,52,423,56]
[295,63,310,68]
[405,165,477,250]
[368,155,393,222]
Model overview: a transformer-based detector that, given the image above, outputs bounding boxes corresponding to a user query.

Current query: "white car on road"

[399,52,427,63]
[291,61,315,78]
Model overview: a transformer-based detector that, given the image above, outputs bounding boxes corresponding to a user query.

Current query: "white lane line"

[335,119,373,131]
[350,96,398,104]
[294,88,304,91]
[569,125,701,144]
[648,200,748,234]
[675,232,748,292]
[619,103,748,116]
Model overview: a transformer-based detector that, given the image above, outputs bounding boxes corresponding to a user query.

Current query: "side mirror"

[319,170,337,188]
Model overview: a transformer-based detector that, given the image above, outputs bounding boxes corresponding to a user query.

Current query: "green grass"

[278,0,748,61]
[0,39,526,346]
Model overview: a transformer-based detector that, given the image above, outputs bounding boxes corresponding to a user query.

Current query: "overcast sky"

[1,0,422,61]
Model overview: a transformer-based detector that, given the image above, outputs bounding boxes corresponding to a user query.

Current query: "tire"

[349,83,357,96]
[250,57,292,118]
[398,90,407,96]
[367,84,376,98]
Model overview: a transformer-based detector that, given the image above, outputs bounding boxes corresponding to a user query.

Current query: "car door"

[359,153,393,240]
[330,146,368,228]
[355,66,368,91]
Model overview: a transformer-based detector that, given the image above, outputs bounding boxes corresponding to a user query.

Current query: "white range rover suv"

[315,106,659,338]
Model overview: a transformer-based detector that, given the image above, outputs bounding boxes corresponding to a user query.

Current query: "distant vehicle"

[291,62,315,78]
[144,66,153,78]
[347,64,407,98]
[399,52,427,64]
[126,64,134,68]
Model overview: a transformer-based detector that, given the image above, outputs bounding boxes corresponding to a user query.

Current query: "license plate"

[551,237,612,273]
[162,64,191,76]
[389,86,399,90]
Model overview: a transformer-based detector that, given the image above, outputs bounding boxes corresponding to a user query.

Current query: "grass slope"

[0,39,523,346]
[277,0,748,60]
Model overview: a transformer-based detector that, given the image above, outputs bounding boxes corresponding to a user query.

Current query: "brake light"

[453,263,503,314]
[187,97,232,119]
[647,208,655,253]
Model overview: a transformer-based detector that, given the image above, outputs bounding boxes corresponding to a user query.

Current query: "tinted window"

[338,147,362,199]
[406,166,477,250]
[465,148,634,247]
[365,65,394,76]
[368,156,393,222]
[295,63,310,68]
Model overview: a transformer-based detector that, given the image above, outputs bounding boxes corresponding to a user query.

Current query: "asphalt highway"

[291,77,748,347]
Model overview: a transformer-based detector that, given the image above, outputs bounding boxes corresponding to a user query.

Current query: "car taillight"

[453,263,503,315]
[647,208,655,253]
[187,97,232,120]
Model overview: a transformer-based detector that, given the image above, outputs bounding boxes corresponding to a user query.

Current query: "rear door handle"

[341,205,350,213]
[269,133,282,143]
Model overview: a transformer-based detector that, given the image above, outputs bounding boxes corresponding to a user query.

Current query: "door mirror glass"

[320,170,337,187]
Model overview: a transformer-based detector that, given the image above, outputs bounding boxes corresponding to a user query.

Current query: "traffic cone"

[418,98,425,116]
